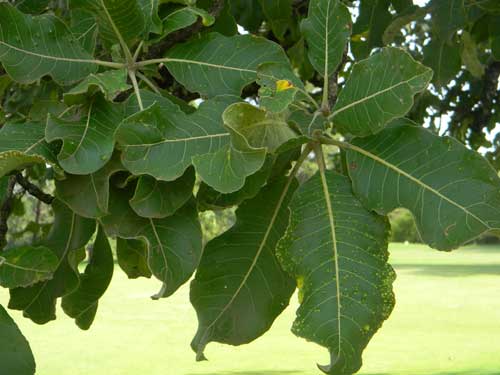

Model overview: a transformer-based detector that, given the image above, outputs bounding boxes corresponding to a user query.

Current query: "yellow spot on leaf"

[276,80,294,92]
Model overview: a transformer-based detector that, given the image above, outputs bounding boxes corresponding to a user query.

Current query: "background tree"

[0,1,499,375]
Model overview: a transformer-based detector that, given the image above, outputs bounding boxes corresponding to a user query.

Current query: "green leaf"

[117,95,264,193]
[162,7,199,36]
[130,167,195,218]
[46,95,123,175]
[461,31,485,78]
[431,0,465,40]
[15,0,50,14]
[71,0,145,48]
[100,186,202,298]
[70,9,99,54]
[165,33,289,97]
[223,103,298,152]
[277,171,394,375]
[259,0,293,40]
[256,62,304,114]
[62,226,114,330]
[196,157,274,211]
[139,0,162,35]
[331,47,433,137]
[301,0,351,78]
[0,122,59,178]
[230,0,264,33]
[383,5,427,44]
[9,200,95,324]
[423,39,461,87]
[116,238,152,279]
[161,6,214,38]
[0,246,58,288]
[0,304,36,375]
[55,153,125,218]
[0,3,98,85]
[190,177,297,360]
[345,119,500,250]
[63,69,131,106]
[351,0,392,59]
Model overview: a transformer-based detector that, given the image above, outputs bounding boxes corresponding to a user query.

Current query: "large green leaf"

[423,39,461,87]
[0,122,59,178]
[71,0,145,48]
[63,69,131,106]
[46,95,123,175]
[8,201,95,324]
[345,119,500,250]
[116,238,152,279]
[351,0,392,59]
[62,226,114,330]
[70,8,98,54]
[139,0,162,35]
[116,95,265,193]
[278,171,394,375]
[431,0,465,40]
[331,47,433,136]
[0,246,58,288]
[0,304,36,375]
[55,153,125,218]
[0,3,98,84]
[100,186,202,298]
[190,178,297,360]
[165,33,289,97]
[130,167,195,219]
[301,0,351,78]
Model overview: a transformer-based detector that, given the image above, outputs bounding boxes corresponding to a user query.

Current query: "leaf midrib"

[348,141,490,229]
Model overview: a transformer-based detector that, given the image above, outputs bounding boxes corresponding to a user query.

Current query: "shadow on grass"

[394,263,500,277]
[187,371,500,375]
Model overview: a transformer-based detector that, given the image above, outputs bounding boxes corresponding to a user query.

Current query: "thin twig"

[136,71,161,94]
[15,173,54,205]
[328,44,349,109]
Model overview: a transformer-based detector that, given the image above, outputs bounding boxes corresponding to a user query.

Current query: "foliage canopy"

[0,0,499,374]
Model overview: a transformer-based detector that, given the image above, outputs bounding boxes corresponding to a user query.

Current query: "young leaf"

[100,186,202,298]
[0,304,36,375]
[63,69,131,106]
[0,246,58,288]
[331,47,433,136]
[8,201,96,324]
[301,0,351,78]
[130,167,195,219]
[345,119,500,250]
[0,122,59,178]
[116,238,152,279]
[164,33,289,97]
[62,226,114,330]
[46,95,123,175]
[278,171,394,375]
[190,177,298,360]
[55,153,125,218]
[0,3,98,84]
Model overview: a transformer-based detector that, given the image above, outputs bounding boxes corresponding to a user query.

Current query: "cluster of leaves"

[0,1,500,374]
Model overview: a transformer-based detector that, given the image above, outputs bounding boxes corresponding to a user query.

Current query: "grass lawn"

[1,243,500,375]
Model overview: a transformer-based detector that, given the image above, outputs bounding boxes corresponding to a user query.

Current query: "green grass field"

[1,243,500,375]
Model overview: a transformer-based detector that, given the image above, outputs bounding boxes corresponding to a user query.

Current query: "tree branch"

[0,176,16,250]
[144,0,225,60]
[328,44,349,109]
[15,173,54,205]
